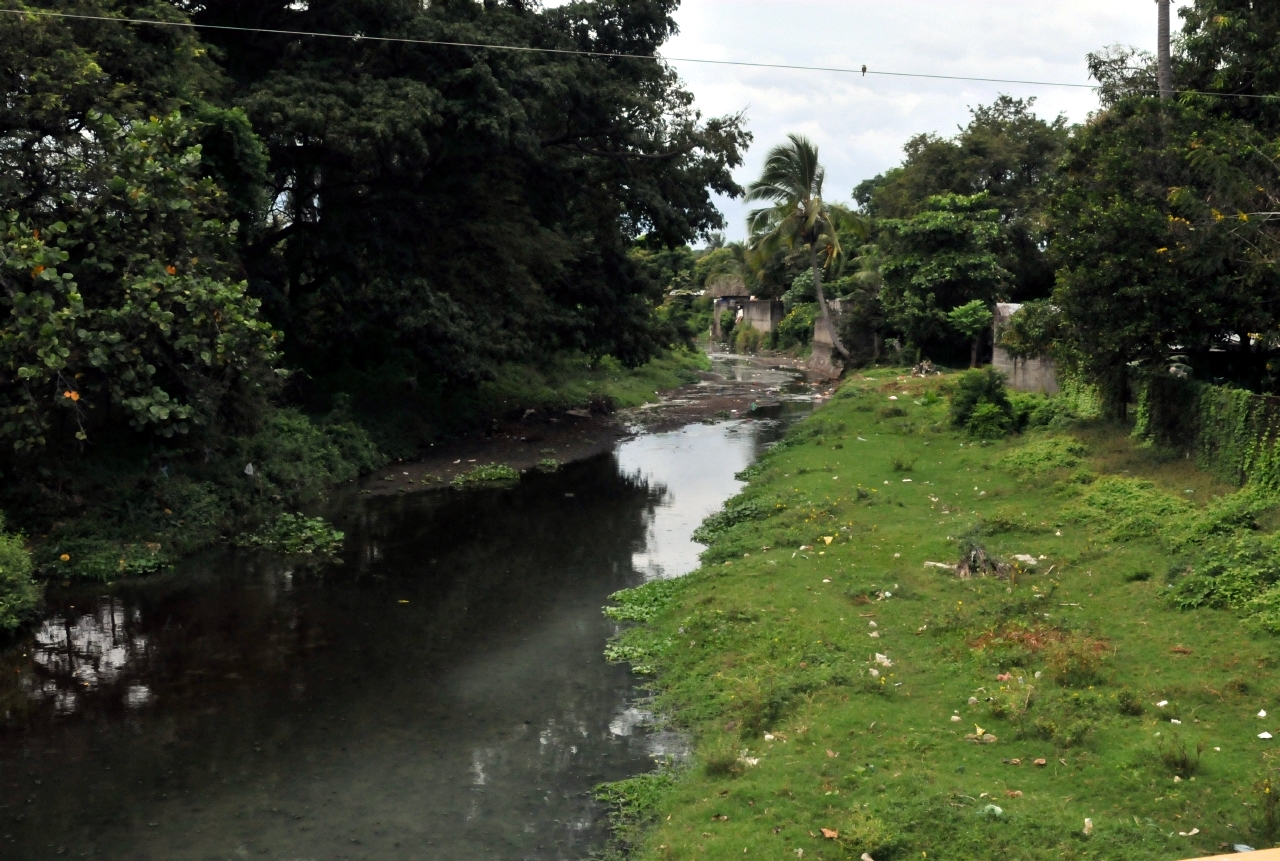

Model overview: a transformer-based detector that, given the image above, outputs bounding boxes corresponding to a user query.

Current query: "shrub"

[949,368,1013,435]
[774,302,817,350]
[0,513,39,633]
[1043,635,1108,687]
[967,402,1012,439]
[1066,475,1191,541]
[1156,733,1204,778]
[733,323,764,354]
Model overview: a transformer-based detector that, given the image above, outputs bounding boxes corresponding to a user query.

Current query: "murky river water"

[0,358,810,860]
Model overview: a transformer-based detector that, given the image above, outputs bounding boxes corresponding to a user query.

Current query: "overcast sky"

[646,0,1191,242]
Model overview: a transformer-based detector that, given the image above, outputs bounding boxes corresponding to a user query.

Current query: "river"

[0,356,812,860]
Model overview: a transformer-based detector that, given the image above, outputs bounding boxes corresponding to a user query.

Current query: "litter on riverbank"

[602,368,1280,861]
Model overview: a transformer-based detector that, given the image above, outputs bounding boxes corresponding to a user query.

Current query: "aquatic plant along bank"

[603,369,1280,861]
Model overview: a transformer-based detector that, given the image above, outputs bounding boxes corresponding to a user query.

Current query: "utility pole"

[1157,0,1173,100]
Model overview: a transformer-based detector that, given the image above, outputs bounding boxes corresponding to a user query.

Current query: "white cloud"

[658,0,1192,240]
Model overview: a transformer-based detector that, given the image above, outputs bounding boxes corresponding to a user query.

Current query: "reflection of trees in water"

[1,453,662,724]
[25,600,150,715]
[0,440,718,859]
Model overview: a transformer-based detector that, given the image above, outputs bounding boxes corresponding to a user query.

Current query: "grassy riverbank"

[603,370,1280,860]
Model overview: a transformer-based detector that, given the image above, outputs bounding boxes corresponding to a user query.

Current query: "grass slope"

[604,370,1280,861]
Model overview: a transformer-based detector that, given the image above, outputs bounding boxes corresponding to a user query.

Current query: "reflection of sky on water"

[621,419,787,580]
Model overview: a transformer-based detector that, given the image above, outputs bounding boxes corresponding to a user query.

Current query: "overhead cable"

[2,6,1277,101]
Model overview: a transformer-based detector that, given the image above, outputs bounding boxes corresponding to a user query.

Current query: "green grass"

[602,370,1280,860]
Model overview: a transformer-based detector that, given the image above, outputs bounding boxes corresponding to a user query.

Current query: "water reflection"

[0,409,805,860]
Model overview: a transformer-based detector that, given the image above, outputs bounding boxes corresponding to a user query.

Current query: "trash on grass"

[1084,818,1093,836]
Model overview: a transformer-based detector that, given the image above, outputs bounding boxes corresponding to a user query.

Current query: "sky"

[642,0,1192,242]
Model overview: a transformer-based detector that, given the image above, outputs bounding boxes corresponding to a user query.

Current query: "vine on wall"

[1138,376,1280,490]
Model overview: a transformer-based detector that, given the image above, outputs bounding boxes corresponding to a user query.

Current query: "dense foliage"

[0,0,748,592]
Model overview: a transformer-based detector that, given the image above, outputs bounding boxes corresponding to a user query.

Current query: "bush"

[0,513,39,633]
[967,401,1012,439]
[949,368,1014,437]
[734,323,764,354]
[774,303,817,350]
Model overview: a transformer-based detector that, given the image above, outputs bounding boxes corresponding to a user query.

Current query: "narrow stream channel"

[1,356,812,860]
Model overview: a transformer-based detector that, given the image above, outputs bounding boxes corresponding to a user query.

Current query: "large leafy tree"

[878,193,1010,358]
[854,97,1067,301]
[179,0,749,386]
[1,113,281,453]
[1050,94,1280,414]
[0,2,279,459]
[745,134,865,360]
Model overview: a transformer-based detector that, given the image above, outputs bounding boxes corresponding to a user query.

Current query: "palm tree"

[745,134,866,360]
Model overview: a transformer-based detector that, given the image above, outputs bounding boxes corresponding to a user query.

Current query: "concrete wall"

[742,299,783,334]
[808,300,846,379]
[992,302,1059,393]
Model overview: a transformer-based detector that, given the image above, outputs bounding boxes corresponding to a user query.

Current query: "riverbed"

[0,355,813,860]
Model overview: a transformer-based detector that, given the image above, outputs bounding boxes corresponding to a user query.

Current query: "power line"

[1,6,1276,101]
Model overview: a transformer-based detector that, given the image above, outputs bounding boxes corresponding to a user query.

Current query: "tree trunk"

[970,336,980,369]
[810,246,850,360]
[1157,0,1173,100]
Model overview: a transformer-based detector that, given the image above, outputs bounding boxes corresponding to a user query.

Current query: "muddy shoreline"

[359,352,830,496]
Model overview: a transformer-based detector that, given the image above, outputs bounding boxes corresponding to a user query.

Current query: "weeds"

[238,513,344,556]
[1156,733,1204,777]
[1043,635,1109,687]
[997,436,1088,476]
[451,463,519,487]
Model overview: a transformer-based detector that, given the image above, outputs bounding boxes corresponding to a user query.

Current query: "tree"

[1049,95,1280,414]
[745,134,866,360]
[947,299,995,368]
[1,113,281,454]
[878,193,1010,358]
[182,0,750,385]
[853,97,1068,301]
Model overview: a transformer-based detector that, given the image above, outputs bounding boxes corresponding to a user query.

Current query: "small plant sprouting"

[1156,732,1204,778]
[535,458,560,472]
